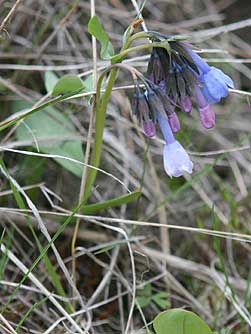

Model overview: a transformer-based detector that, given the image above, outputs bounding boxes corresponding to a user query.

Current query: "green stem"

[123,31,151,50]
[112,41,170,63]
[83,68,118,201]
[83,35,170,203]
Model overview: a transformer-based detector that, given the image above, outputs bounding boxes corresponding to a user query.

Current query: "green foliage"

[0,230,9,281]
[1,196,83,316]
[15,101,84,177]
[0,87,84,132]
[88,15,114,59]
[82,190,141,214]
[0,159,73,313]
[18,155,45,201]
[44,71,59,93]
[16,295,49,332]
[153,309,212,334]
[136,283,152,308]
[82,73,95,103]
[136,284,169,310]
[52,74,85,96]
[152,292,171,309]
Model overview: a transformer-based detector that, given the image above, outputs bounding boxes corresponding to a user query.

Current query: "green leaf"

[15,102,84,177]
[0,82,8,91]
[52,74,85,96]
[122,25,134,46]
[153,309,212,334]
[0,87,84,133]
[94,245,116,255]
[82,74,94,103]
[88,15,114,60]
[152,292,170,309]
[136,283,152,308]
[45,71,59,93]
[94,240,132,255]
[137,283,152,297]
[82,191,141,214]
[0,160,73,313]
[136,296,151,308]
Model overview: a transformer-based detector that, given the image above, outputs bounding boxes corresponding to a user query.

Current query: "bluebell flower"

[200,67,234,104]
[146,40,234,125]
[157,111,193,177]
[189,50,234,104]
[130,34,234,177]
[163,141,193,177]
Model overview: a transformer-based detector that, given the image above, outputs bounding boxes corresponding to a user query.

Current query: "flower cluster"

[131,37,234,177]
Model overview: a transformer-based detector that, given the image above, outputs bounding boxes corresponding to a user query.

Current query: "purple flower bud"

[194,84,215,128]
[143,119,156,137]
[163,141,193,177]
[168,112,180,133]
[199,104,215,129]
[180,95,192,113]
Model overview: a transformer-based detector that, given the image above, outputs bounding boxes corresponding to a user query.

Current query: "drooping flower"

[146,38,234,128]
[163,141,193,177]
[130,34,234,177]
[189,50,234,104]
[157,111,193,177]
[131,85,156,137]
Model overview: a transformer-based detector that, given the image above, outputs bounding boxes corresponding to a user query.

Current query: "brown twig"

[0,0,23,34]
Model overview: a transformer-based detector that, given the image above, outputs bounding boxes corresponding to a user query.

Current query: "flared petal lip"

[201,66,233,104]
[163,141,193,177]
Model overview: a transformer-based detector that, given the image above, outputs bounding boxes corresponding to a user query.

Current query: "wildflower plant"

[0,15,234,199]
[0,8,239,334]
[85,16,234,192]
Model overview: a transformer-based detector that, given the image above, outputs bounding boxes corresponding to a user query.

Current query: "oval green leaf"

[153,309,212,334]
[88,15,114,60]
[52,74,85,96]
[15,101,84,177]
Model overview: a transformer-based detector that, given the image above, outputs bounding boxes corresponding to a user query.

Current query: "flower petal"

[157,111,176,144]
[202,67,229,103]
[163,141,193,177]
[210,67,234,88]
[188,50,211,74]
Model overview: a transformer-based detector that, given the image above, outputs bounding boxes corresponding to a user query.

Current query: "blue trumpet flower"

[190,50,234,104]
[157,111,193,177]
[130,35,234,177]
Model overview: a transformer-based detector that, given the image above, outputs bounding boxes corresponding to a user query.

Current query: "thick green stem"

[82,34,169,203]
[83,68,118,201]
[112,41,170,63]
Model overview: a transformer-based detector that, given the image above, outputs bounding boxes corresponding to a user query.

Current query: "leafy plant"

[136,283,170,309]
[153,309,212,334]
